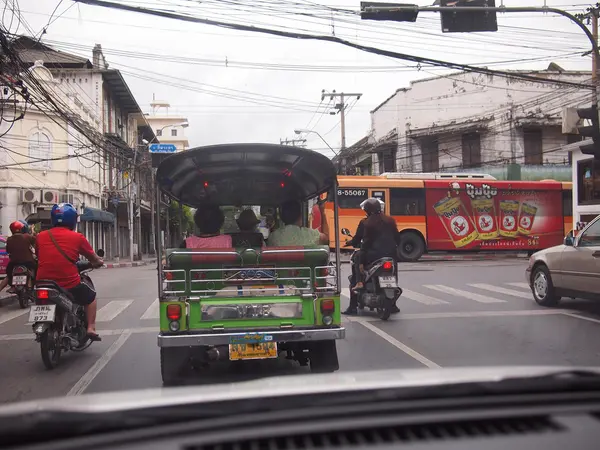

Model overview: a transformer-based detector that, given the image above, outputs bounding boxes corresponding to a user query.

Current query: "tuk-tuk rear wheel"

[308,340,339,373]
[160,347,191,386]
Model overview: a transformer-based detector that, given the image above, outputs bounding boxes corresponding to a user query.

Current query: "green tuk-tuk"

[154,143,345,385]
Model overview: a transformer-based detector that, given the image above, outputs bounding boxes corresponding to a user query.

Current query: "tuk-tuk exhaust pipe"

[206,346,230,362]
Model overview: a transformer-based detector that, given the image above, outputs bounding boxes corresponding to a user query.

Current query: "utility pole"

[321,90,362,151]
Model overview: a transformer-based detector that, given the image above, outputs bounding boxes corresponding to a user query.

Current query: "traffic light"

[577,104,600,157]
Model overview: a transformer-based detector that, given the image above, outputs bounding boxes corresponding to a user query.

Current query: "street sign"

[149,143,177,153]
[440,0,498,33]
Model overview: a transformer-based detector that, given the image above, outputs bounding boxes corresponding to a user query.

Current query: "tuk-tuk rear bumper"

[157,327,345,348]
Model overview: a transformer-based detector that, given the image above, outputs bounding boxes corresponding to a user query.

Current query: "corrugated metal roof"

[12,36,92,68]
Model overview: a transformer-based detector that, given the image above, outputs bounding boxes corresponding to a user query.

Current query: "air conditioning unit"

[41,190,59,204]
[21,189,40,204]
[59,193,74,204]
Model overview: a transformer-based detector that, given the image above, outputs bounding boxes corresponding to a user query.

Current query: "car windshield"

[2,0,600,439]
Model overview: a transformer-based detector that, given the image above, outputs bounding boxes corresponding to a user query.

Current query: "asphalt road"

[2,259,600,404]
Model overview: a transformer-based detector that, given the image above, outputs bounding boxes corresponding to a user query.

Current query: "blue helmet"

[51,203,78,229]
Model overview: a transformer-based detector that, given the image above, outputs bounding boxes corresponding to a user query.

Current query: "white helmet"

[360,198,385,214]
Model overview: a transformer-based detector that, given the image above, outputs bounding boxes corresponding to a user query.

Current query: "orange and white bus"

[312,173,573,261]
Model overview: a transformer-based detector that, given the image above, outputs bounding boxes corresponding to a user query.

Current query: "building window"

[389,188,426,216]
[421,138,439,172]
[29,131,52,169]
[171,128,177,137]
[378,149,396,173]
[156,129,162,136]
[523,128,543,165]
[461,132,481,168]
[577,158,600,205]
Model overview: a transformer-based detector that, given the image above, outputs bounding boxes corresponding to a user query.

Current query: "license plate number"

[29,305,56,323]
[13,276,26,285]
[229,342,278,361]
[378,275,397,288]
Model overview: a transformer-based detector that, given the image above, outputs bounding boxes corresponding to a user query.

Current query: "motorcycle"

[11,264,35,309]
[31,249,104,370]
[341,228,402,321]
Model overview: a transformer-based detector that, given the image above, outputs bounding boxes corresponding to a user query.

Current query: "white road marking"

[0,307,28,325]
[401,289,449,305]
[560,312,600,325]
[353,317,440,368]
[342,309,571,322]
[67,330,133,396]
[140,298,160,320]
[468,283,532,299]
[506,282,531,290]
[96,300,134,322]
[424,285,506,303]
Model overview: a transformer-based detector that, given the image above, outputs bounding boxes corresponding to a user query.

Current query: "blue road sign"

[149,143,177,153]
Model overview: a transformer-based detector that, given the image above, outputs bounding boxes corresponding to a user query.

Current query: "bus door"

[369,189,389,215]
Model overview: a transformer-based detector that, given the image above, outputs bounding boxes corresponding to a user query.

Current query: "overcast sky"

[11,0,594,157]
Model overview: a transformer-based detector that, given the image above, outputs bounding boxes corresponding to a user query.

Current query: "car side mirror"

[341,228,352,236]
[564,231,575,247]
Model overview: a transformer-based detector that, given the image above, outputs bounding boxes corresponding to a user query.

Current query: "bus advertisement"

[317,175,573,261]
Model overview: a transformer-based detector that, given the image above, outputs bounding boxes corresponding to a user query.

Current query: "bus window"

[389,188,426,216]
[337,188,368,208]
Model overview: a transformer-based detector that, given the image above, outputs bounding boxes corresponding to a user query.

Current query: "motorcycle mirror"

[341,228,352,236]
[97,249,105,258]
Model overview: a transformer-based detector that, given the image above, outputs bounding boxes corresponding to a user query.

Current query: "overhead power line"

[72,0,593,91]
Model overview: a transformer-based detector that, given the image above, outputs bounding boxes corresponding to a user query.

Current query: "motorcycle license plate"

[378,275,397,288]
[29,305,56,323]
[13,276,26,286]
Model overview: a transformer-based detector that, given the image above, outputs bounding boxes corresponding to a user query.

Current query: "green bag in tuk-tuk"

[153,143,345,385]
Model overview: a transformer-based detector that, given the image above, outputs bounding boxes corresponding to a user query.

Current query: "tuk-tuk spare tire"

[397,231,425,262]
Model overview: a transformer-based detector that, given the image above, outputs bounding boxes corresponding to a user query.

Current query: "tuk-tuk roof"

[155,143,338,207]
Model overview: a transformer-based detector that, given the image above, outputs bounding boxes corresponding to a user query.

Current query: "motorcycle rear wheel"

[40,326,62,370]
[17,291,27,309]
[377,297,392,321]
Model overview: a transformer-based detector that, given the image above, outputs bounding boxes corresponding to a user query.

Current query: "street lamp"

[294,129,337,155]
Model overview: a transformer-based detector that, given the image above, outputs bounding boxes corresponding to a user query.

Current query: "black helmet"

[360,198,383,215]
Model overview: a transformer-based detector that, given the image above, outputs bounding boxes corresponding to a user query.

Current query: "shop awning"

[25,209,51,224]
[81,207,114,224]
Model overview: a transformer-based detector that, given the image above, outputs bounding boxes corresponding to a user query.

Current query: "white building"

[0,37,156,260]
[344,64,590,176]
[144,100,189,151]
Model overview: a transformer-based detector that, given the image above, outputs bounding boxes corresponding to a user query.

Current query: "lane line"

[96,300,134,322]
[67,330,133,396]
[0,327,157,341]
[468,283,532,299]
[401,289,449,305]
[353,317,440,369]
[560,312,600,325]
[424,285,506,303]
[339,309,570,323]
[0,307,28,325]
[506,282,531,290]
[140,298,160,320]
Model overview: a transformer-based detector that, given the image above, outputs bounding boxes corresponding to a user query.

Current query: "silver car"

[526,215,600,306]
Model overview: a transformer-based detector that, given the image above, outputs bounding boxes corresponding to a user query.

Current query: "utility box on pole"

[576,104,600,158]
[440,0,498,33]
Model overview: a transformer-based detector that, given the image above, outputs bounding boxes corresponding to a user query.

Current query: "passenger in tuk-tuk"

[232,209,265,248]
[267,200,329,246]
[180,205,232,249]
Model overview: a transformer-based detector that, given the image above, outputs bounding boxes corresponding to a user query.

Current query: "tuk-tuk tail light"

[321,299,335,314]
[165,272,174,281]
[167,304,182,321]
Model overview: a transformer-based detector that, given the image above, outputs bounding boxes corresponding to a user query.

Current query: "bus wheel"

[397,231,425,262]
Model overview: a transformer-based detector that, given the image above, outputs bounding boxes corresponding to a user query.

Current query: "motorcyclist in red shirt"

[0,220,36,294]
[36,203,104,341]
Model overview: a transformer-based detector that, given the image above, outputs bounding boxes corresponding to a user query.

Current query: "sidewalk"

[101,255,157,269]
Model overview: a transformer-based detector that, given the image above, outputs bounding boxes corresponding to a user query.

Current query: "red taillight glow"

[193,272,207,280]
[165,272,174,280]
[37,290,49,299]
[204,182,209,188]
[383,261,393,271]
[321,299,335,314]
[280,182,285,188]
[166,304,182,321]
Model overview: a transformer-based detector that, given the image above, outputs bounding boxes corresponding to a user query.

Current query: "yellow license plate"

[228,342,278,361]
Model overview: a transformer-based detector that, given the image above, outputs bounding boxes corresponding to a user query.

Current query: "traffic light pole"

[362,5,600,73]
